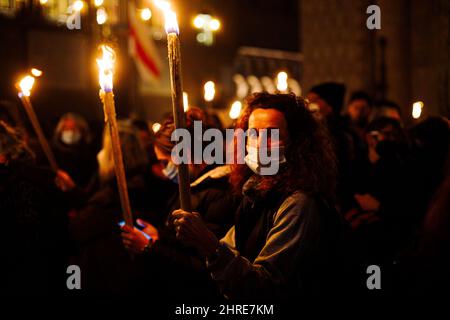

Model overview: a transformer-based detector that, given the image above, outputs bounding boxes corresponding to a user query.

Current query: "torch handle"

[104,93,134,227]
[167,33,192,212]
[20,96,59,172]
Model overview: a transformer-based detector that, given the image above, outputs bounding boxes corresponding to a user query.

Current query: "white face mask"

[162,161,178,184]
[244,145,286,175]
[61,130,81,145]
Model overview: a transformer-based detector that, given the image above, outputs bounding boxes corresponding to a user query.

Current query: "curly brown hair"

[230,92,337,198]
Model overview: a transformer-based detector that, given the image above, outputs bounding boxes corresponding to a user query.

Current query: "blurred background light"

[203,81,216,102]
[412,101,424,119]
[140,8,152,21]
[73,1,84,12]
[276,71,288,92]
[229,101,242,120]
[96,8,107,25]
[30,68,43,77]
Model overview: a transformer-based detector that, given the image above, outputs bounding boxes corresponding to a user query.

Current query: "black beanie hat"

[309,82,346,114]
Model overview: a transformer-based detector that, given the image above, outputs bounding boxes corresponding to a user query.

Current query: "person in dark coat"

[170,93,350,299]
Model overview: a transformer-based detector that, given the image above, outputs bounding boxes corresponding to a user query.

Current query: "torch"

[97,45,133,227]
[155,1,191,212]
[16,75,59,172]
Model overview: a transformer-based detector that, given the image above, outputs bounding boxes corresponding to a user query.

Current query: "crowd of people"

[0,83,448,297]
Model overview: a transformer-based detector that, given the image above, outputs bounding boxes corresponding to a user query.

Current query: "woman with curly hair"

[168,92,348,299]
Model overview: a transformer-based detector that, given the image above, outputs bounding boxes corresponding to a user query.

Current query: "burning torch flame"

[18,75,35,97]
[154,0,179,34]
[97,45,115,92]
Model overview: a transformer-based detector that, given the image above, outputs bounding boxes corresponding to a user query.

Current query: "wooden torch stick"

[164,8,191,212]
[167,33,192,212]
[18,91,59,172]
[97,45,134,227]
[101,91,133,226]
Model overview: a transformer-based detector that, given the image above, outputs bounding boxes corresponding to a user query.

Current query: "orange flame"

[154,0,179,34]
[18,75,35,97]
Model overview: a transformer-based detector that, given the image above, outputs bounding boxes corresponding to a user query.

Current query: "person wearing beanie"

[307,82,346,117]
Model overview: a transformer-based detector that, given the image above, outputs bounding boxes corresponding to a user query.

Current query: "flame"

[18,75,35,97]
[154,0,179,34]
[97,45,115,92]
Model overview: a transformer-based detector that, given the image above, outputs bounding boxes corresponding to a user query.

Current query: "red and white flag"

[128,2,162,84]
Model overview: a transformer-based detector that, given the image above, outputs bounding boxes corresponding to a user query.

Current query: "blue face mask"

[162,161,179,184]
